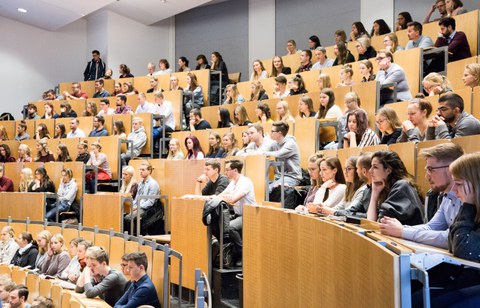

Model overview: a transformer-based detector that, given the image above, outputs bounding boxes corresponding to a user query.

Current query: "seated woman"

[10,232,38,269]
[58,237,84,283]
[112,82,123,96]
[104,68,113,79]
[166,138,185,160]
[446,0,468,16]
[183,72,204,117]
[34,140,54,162]
[250,81,269,101]
[295,153,323,209]
[289,75,308,96]
[359,60,376,82]
[178,56,190,72]
[157,59,172,74]
[147,76,162,93]
[395,11,412,31]
[113,120,127,139]
[270,56,291,77]
[223,84,245,105]
[337,64,355,87]
[462,63,480,89]
[350,21,370,41]
[276,101,295,123]
[210,52,229,105]
[317,88,343,120]
[397,98,432,143]
[205,132,225,158]
[42,102,59,119]
[254,102,273,124]
[222,133,239,157]
[56,144,73,162]
[86,142,112,192]
[250,59,268,81]
[383,33,404,53]
[40,233,71,277]
[18,168,33,192]
[318,156,367,215]
[53,123,67,139]
[195,54,211,70]
[339,92,362,138]
[0,226,19,264]
[239,131,250,153]
[122,82,138,95]
[46,168,78,222]
[17,144,32,162]
[28,167,55,193]
[233,105,252,126]
[297,96,316,119]
[370,19,391,37]
[218,108,233,128]
[35,123,51,140]
[82,101,98,117]
[59,102,78,118]
[35,230,52,270]
[0,126,9,142]
[169,75,183,91]
[343,109,380,148]
[422,73,452,96]
[0,144,15,162]
[297,157,347,212]
[355,37,376,61]
[118,64,134,78]
[376,106,402,145]
[317,73,332,91]
[333,41,355,66]
[119,166,138,197]
[185,136,205,160]
[367,150,424,225]
[75,141,91,164]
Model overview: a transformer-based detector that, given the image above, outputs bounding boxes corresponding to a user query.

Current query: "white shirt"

[67,128,86,138]
[221,175,256,215]
[136,101,155,114]
[97,108,115,116]
[154,100,175,130]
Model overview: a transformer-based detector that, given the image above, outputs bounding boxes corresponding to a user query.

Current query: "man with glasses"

[63,82,88,100]
[423,0,448,24]
[88,115,109,137]
[84,50,106,81]
[97,99,115,116]
[379,143,463,248]
[375,50,412,105]
[426,93,480,140]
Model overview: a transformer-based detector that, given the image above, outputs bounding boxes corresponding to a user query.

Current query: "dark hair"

[211,51,223,70]
[335,41,349,65]
[56,144,72,162]
[344,156,364,202]
[196,54,208,65]
[187,72,199,91]
[399,12,413,29]
[372,150,421,204]
[409,98,433,118]
[302,49,312,60]
[226,159,244,173]
[190,108,202,118]
[292,74,306,93]
[14,284,29,302]
[123,251,148,271]
[438,17,456,30]
[185,135,204,159]
[317,88,336,119]
[371,19,391,36]
[100,98,110,106]
[92,50,100,55]
[205,159,221,173]
[0,144,12,159]
[439,93,464,112]
[96,78,104,86]
[352,21,368,37]
[407,21,422,35]
[27,103,38,112]
[117,94,127,103]
[218,108,232,128]
[335,30,347,42]
[18,120,27,131]
[270,56,285,77]
[114,120,126,135]
[299,96,315,117]
[60,102,72,113]
[159,59,170,69]
[272,121,289,136]
[94,115,105,125]
[53,123,65,139]
[309,35,321,49]
[179,56,189,67]
[207,132,223,156]
[119,64,130,75]
[275,75,287,84]
[37,123,51,139]
[35,167,54,190]
[346,109,370,145]
[256,102,271,121]
[323,157,346,184]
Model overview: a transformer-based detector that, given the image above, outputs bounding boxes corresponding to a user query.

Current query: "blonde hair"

[119,165,137,194]
[385,33,401,52]
[308,153,324,187]
[465,63,480,87]
[167,138,184,159]
[37,230,52,255]
[51,233,67,253]
[317,73,332,90]
[18,144,31,158]
[423,72,452,93]
[18,168,34,192]
[377,106,402,130]
[35,139,51,161]
[276,100,295,122]
[225,84,241,104]
[1,226,15,239]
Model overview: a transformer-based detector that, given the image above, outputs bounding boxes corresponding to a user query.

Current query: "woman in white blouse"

[0,226,19,264]
[250,60,268,81]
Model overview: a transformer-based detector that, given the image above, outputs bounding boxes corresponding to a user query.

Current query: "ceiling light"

[18,8,27,13]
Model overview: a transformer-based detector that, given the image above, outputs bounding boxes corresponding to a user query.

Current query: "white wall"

[0,16,87,118]
[249,0,276,75]
[361,0,394,31]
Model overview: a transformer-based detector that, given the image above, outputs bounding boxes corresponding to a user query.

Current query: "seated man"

[26,104,41,120]
[8,285,29,308]
[153,91,175,156]
[123,161,159,234]
[375,50,412,105]
[189,108,211,131]
[380,143,464,249]
[97,99,115,116]
[423,0,447,24]
[67,118,86,138]
[262,121,302,191]
[426,93,480,140]
[405,21,434,49]
[295,50,313,73]
[89,115,109,137]
[182,159,230,200]
[93,79,110,98]
[114,252,160,308]
[0,165,14,192]
[434,17,471,62]
[14,121,30,141]
[135,92,155,114]
[114,94,133,115]
[216,159,256,266]
[63,82,89,100]
[120,117,147,165]
[237,124,275,155]
[272,75,290,99]
[311,46,334,70]
[75,246,128,306]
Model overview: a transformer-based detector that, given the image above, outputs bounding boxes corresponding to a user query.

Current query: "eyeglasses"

[344,167,356,172]
[120,263,128,268]
[271,130,279,133]
[375,56,386,62]
[425,165,449,174]
[376,118,387,125]
[436,107,451,112]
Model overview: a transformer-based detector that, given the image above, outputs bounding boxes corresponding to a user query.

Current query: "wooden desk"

[83,193,130,232]
[0,192,46,221]
[66,290,112,308]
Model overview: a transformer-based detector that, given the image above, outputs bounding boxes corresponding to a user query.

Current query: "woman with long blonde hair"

[167,138,184,160]
[35,230,52,270]
[18,168,34,192]
[40,233,70,276]
[119,165,138,197]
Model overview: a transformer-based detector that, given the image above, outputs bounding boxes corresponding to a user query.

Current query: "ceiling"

[0,0,217,31]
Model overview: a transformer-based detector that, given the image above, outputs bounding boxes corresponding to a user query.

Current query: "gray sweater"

[41,251,70,277]
[75,269,128,306]
[426,112,480,140]
[263,135,302,183]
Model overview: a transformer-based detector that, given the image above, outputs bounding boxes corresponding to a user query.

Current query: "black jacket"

[11,245,38,268]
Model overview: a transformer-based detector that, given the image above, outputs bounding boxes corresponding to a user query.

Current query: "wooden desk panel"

[0,193,45,221]
[83,193,124,232]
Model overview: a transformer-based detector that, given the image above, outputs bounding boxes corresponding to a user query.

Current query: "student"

[397,99,433,143]
[10,232,38,269]
[0,226,19,264]
[343,109,380,148]
[376,106,402,145]
[182,159,230,200]
[40,233,70,277]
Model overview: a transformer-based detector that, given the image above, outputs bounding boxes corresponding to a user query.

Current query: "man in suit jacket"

[434,17,471,62]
